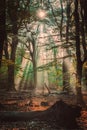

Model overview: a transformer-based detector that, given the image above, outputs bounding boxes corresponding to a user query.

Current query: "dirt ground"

[0,90,87,130]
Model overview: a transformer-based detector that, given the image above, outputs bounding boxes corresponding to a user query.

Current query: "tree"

[5,0,19,90]
[79,0,87,89]
[0,0,6,67]
[74,0,86,105]
[4,0,31,90]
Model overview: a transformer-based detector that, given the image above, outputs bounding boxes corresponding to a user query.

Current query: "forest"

[0,0,87,129]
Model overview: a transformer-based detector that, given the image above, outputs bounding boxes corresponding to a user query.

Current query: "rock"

[41,101,49,106]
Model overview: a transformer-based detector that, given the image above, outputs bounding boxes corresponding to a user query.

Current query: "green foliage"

[5,0,86,91]
[0,62,8,89]
[0,63,8,77]
[48,65,62,87]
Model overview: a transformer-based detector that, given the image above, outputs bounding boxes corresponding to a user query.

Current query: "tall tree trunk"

[32,43,37,88]
[62,57,70,92]
[7,0,18,90]
[53,49,59,86]
[80,0,87,32]
[84,68,87,89]
[80,0,87,90]
[0,0,6,67]
[63,1,71,92]
[74,0,84,105]
[8,36,18,90]
[76,63,84,104]
[83,61,87,90]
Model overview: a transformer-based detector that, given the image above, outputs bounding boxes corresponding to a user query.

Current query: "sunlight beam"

[36,9,47,20]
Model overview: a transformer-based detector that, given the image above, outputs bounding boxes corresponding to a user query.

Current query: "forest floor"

[0,90,87,130]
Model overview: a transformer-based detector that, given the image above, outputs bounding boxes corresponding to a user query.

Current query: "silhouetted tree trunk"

[74,0,84,105]
[0,0,6,67]
[32,37,37,88]
[8,36,18,90]
[33,55,37,88]
[84,66,87,89]
[80,0,87,90]
[7,0,18,90]
[80,0,87,32]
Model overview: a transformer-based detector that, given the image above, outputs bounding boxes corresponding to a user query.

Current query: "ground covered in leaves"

[0,90,87,130]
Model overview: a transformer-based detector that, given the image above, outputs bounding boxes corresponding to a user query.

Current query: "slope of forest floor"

[0,90,87,130]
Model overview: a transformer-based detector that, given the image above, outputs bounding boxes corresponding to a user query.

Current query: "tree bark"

[74,0,85,105]
[7,36,18,90]
[32,37,37,88]
[7,0,18,90]
[62,52,70,92]
[0,0,6,67]
[62,1,71,92]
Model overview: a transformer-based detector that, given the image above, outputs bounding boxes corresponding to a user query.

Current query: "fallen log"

[0,100,82,129]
